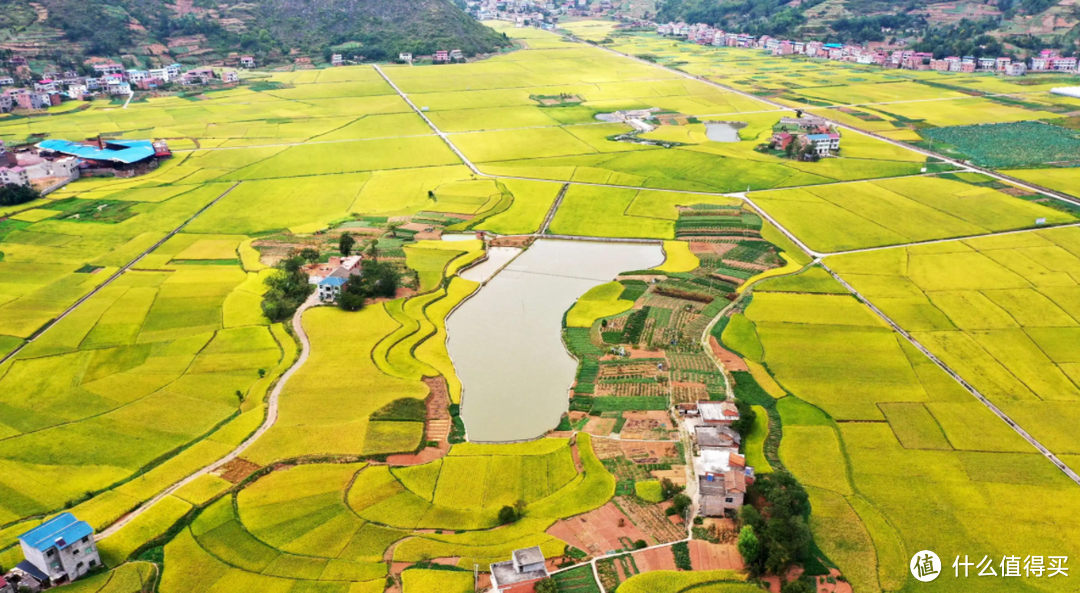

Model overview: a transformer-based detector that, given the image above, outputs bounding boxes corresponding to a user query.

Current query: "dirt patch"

[709,336,747,372]
[216,458,261,483]
[688,538,744,571]
[584,416,617,436]
[631,545,676,571]
[619,411,677,441]
[490,235,533,248]
[547,502,650,556]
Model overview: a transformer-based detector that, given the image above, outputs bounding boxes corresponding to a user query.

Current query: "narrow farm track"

[583,37,1080,210]
[0,181,243,367]
[97,293,319,540]
[819,262,1080,486]
[374,56,1080,259]
[539,183,570,234]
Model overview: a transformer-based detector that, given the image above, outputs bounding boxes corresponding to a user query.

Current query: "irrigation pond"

[448,239,664,442]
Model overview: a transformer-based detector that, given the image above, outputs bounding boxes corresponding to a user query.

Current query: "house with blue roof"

[318,275,348,301]
[805,132,841,156]
[17,512,100,585]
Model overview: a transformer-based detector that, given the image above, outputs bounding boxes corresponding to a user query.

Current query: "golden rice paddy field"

[0,17,1078,593]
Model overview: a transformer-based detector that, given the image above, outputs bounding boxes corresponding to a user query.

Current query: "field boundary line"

[575,35,1080,210]
[0,181,243,366]
[819,261,1080,486]
[539,183,570,234]
[96,294,321,540]
[820,220,1080,257]
[372,53,1080,263]
[372,64,483,175]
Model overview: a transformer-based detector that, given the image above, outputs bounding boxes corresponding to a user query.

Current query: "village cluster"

[0,57,250,113]
[655,21,1080,76]
[467,0,616,30]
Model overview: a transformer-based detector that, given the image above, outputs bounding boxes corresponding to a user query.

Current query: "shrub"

[737,525,760,565]
[498,505,519,525]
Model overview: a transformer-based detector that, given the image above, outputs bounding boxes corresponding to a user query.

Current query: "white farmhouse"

[17,513,101,585]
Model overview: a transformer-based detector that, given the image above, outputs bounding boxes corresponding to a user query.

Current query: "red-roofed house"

[772,131,793,150]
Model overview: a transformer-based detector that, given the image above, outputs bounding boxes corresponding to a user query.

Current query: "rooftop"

[38,139,157,164]
[19,512,93,553]
[695,425,739,449]
[15,560,49,583]
[490,560,549,588]
[319,276,347,287]
[697,449,732,475]
[698,400,739,422]
[514,546,545,567]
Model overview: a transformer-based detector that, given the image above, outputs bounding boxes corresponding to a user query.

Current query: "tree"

[633,539,647,549]
[660,477,682,500]
[737,525,761,567]
[338,276,366,312]
[261,255,313,322]
[365,239,379,260]
[534,578,558,593]
[386,221,402,238]
[0,183,40,207]
[671,493,692,516]
[339,233,355,256]
[498,505,518,525]
[298,247,320,263]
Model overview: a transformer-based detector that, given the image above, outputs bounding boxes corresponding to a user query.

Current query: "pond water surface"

[447,239,664,442]
[704,121,747,143]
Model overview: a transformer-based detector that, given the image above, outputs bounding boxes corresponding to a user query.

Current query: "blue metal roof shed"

[19,512,93,552]
[37,139,156,164]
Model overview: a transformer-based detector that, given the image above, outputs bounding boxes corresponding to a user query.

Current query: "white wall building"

[17,513,100,585]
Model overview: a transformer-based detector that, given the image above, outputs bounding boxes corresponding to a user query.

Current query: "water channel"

[447,239,664,442]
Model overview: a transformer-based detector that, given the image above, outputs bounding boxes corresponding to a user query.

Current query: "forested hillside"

[655,0,1079,56]
[0,0,510,71]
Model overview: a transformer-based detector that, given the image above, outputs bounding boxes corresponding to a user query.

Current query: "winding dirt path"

[97,294,319,539]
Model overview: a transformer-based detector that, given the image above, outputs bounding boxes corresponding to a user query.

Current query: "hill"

[652,0,1080,56]
[0,0,510,72]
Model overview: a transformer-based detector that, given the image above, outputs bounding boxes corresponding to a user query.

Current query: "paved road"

[98,293,320,539]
